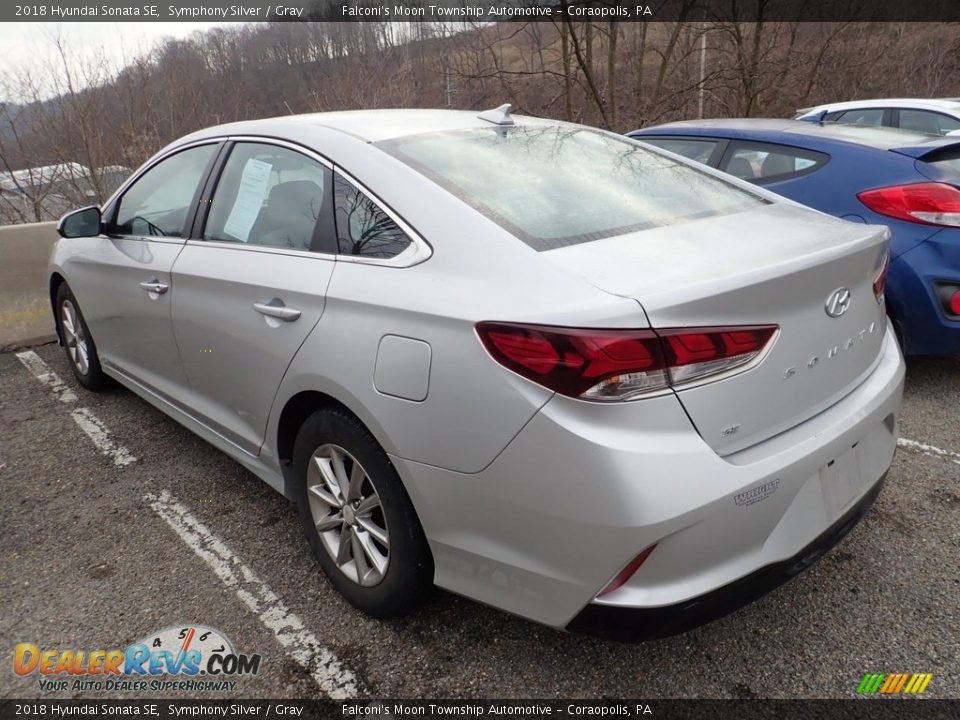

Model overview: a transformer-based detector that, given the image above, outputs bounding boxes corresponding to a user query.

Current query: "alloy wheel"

[60,299,89,375]
[306,443,390,587]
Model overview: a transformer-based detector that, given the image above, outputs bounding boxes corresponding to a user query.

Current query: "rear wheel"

[56,283,108,390]
[292,408,433,617]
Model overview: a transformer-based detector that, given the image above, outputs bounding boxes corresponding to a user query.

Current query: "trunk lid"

[544,203,890,455]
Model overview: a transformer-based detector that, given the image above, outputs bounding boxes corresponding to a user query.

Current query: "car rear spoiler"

[794,109,826,123]
[890,139,960,160]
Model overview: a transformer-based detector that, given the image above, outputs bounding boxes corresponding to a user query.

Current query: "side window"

[113,144,217,237]
[833,108,884,127]
[723,143,828,183]
[204,143,332,252]
[898,109,960,136]
[333,172,412,259]
[639,137,719,165]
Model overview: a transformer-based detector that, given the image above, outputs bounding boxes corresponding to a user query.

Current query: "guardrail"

[0,222,58,350]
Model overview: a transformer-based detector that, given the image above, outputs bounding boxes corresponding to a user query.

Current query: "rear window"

[922,146,960,174]
[898,109,960,136]
[723,142,829,183]
[379,126,765,251]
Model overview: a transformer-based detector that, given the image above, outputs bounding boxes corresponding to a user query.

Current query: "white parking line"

[71,407,138,467]
[16,349,137,466]
[15,350,78,403]
[145,489,362,699]
[897,438,960,467]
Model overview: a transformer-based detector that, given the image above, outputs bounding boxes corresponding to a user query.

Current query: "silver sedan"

[50,106,904,640]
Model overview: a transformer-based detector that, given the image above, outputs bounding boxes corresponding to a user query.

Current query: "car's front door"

[70,142,220,400]
[170,140,337,456]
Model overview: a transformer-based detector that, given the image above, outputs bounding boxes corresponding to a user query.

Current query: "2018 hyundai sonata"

[50,106,904,640]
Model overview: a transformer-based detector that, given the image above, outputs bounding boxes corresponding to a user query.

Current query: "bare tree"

[1,19,958,225]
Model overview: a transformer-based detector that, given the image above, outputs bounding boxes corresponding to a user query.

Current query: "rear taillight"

[873,250,890,304]
[476,322,777,402]
[858,182,960,227]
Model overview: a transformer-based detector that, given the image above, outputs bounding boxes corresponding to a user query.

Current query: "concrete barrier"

[0,221,58,350]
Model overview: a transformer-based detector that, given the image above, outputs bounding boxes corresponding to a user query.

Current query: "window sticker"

[222,158,273,242]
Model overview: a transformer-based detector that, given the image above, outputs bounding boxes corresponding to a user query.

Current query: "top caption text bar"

[6,0,960,23]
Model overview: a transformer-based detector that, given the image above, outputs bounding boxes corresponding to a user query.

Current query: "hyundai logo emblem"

[825,287,852,318]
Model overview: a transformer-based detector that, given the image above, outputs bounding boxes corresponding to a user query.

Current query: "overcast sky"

[0,22,254,101]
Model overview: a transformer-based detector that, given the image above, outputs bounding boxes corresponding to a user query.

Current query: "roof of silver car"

[220,108,550,143]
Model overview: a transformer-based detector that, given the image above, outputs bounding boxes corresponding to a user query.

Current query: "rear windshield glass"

[923,146,960,174]
[378,126,765,250]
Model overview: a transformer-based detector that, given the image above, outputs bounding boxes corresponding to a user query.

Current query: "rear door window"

[833,108,886,128]
[203,142,333,253]
[722,142,829,184]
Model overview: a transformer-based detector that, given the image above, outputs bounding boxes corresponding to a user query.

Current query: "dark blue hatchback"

[629,120,960,356]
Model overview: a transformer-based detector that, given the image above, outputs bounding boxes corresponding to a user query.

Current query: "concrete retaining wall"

[0,222,58,350]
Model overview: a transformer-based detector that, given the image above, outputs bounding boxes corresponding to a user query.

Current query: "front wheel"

[292,408,433,617]
[56,282,109,390]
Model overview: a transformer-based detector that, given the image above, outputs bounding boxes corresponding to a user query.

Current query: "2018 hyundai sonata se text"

[50,106,904,641]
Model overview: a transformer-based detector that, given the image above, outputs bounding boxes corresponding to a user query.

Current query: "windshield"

[379,126,765,250]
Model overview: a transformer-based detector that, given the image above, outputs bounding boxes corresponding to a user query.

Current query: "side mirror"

[57,206,102,238]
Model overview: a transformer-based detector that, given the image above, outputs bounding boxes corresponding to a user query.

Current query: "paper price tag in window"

[223,158,273,242]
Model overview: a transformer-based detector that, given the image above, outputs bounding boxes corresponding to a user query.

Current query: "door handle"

[253,300,301,322]
[139,280,169,295]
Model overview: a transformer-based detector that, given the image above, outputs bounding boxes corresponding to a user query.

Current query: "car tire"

[55,282,109,391]
[292,408,433,617]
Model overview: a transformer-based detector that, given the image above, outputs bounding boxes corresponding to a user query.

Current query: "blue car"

[629,120,960,356]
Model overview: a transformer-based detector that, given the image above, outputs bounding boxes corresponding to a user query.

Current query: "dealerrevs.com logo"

[13,625,261,693]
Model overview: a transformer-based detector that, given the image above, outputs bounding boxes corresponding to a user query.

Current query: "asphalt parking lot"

[1,343,958,700]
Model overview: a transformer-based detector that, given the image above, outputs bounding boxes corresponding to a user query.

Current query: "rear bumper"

[393,326,905,631]
[888,230,960,356]
[566,472,885,641]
